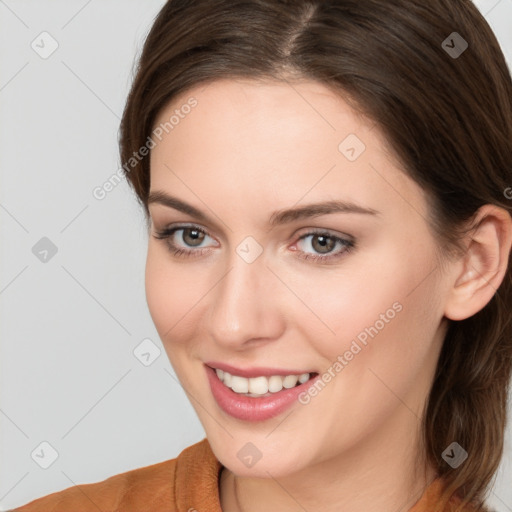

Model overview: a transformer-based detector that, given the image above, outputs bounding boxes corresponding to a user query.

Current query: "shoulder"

[410,477,495,512]
[10,438,215,512]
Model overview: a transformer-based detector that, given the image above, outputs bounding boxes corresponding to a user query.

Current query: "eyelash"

[152,224,356,263]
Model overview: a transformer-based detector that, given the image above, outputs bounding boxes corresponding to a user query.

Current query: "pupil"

[185,229,204,246]
[314,235,334,253]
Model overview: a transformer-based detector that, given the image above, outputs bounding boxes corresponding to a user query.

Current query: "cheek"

[144,243,207,342]
[307,244,443,410]
[291,240,443,381]
[282,251,410,347]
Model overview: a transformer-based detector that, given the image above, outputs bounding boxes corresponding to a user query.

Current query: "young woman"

[13,0,512,511]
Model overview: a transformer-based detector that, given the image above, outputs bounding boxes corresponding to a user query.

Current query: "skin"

[145,78,512,512]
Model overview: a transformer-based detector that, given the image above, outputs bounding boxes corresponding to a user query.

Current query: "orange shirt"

[11,438,483,511]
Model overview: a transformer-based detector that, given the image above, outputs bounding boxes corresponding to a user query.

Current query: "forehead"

[153,77,373,140]
[149,78,426,226]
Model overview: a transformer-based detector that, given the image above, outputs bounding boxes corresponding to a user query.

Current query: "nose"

[206,250,286,350]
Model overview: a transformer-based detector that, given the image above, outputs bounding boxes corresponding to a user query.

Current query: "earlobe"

[444,205,512,321]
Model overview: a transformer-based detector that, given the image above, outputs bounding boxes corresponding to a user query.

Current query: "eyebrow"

[147,190,380,227]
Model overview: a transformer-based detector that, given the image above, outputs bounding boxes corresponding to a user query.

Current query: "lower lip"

[205,365,320,422]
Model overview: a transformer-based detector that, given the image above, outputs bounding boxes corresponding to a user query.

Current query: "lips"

[205,364,321,421]
[204,361,317,378]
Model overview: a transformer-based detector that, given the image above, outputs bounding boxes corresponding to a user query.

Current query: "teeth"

[215,368,313,397]
[282,375,298,388]
[298,373,311,384]
[230,375,249,393]
[249,376,268,394]
[268,375,283,393]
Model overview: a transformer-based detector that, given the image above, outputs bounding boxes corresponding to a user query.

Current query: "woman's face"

[146,78,451,478]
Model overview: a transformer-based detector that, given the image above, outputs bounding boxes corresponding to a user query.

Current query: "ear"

[444,205,512,321]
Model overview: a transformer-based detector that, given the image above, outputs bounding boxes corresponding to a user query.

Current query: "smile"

[214,368,315,397]
[205,364,320,421]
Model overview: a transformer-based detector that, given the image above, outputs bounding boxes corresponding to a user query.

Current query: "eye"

[293,230,355,263]
[152,224,218,258]
[152,224,355,263]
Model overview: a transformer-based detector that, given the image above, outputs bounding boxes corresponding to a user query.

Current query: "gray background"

[0,0,511,509]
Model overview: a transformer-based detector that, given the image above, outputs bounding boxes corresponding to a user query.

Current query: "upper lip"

[205,361,317,378]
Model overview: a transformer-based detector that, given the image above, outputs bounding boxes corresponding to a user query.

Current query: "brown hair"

[119,1,512,510]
